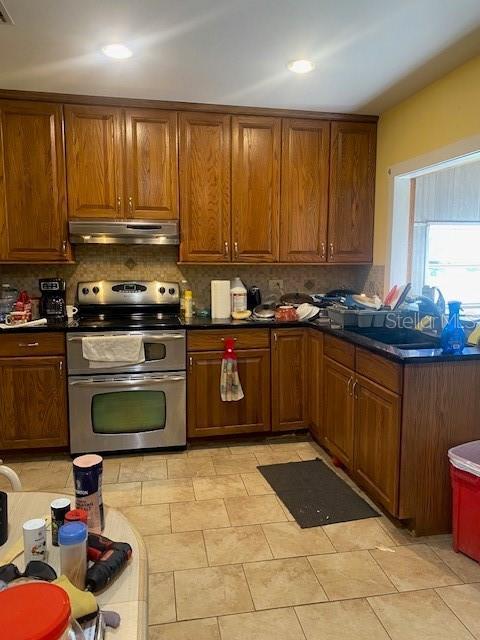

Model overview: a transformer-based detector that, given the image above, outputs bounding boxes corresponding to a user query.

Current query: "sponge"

[54,574,98,621]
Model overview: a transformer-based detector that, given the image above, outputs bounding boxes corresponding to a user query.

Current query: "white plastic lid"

[448,440,480,477]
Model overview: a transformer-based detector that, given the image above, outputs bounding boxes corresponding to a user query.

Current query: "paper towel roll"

[211,280,231,319]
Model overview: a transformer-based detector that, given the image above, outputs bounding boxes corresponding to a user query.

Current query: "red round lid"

[0,582,71,639]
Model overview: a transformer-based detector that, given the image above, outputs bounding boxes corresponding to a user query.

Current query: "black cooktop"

[71,312,182,330]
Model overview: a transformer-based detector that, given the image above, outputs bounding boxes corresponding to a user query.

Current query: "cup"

[5,311,29,325]
[66,305,78,319]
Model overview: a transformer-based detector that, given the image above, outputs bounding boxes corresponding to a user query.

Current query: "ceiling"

[1,0,480,115]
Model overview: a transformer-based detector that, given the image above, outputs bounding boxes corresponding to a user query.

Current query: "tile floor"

[2,437,480,640]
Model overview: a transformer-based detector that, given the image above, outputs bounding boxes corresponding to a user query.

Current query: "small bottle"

[51,497,71,547]
[59,521,88,589]
[184,289,194,318]
[179,280,190,314]
[441,300,466,355]
[230,277,247,313]
[23,518,47,563]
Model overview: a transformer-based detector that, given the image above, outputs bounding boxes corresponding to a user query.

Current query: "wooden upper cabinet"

[280,119,330,262]
[179,112,231,261]
[0,100,69,262]
[125,108,178,219]
[232,115,280,262]
[328,121,376,263]
[65,105,123,219]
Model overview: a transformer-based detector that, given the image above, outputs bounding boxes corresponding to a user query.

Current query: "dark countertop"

[2,316,480,364]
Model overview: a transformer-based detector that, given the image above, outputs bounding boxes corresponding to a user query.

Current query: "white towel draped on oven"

[82,335,145,368]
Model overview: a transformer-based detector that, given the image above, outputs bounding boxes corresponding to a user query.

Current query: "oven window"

[144,343,167,362]
[91,390,166,434]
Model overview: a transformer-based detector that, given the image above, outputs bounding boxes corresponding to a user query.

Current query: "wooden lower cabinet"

[271,328,307,431]
[0,356,68,449]
[187,349,270,437]
[323,356,354,466]
[353,374,401,515]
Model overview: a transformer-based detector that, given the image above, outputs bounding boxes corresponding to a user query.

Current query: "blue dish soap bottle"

[441,300,466,354]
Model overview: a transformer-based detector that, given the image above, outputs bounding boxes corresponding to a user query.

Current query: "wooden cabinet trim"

[355,347,403,394]
[324,334,355,369]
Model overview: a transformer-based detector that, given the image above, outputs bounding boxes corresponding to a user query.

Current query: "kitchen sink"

[346,327,441,350]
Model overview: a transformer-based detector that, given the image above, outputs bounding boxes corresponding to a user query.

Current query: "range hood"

[69,220,179,245]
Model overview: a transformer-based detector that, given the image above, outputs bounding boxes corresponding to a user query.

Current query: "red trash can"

[449,441,480,562]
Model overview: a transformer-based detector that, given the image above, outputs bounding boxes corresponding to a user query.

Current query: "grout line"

[365,596,396,640]
[240,562,257,611]
[292,605,308,640]
[435,586,477,636]
[366,548,399,592]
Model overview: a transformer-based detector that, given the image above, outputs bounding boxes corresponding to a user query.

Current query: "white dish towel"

[82,335,145,369]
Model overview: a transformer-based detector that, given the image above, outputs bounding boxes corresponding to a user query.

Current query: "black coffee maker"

[39,278,67,322]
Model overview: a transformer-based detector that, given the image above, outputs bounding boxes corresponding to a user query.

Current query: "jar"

[0,582,85,639]
[0,284,17,322]
[59,521,88,589]
[275,305,297,321]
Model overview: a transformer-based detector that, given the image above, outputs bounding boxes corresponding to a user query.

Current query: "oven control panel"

[77,281,180,305]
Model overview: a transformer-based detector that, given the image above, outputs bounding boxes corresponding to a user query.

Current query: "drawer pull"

[18,342,39,348]
[221,337,237,342]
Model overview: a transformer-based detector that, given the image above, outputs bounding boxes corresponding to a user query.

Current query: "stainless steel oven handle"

[69,375,185,387]
[67,334,184,342]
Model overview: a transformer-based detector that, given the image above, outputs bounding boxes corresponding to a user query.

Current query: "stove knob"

[159,287,165,294]
[82,287,89,295]
[168,288,175,295]
[92,286,99,295]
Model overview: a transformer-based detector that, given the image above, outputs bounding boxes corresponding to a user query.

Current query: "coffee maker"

[39,278,67,322]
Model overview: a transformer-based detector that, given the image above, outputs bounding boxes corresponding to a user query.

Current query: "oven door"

[67,331,185,374]
[68,372,186,454]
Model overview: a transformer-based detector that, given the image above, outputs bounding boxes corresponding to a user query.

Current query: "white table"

[1,492,148,639]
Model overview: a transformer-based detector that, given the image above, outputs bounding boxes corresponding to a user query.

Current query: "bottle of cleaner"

[184,289,194,318]
[180,280,190,314]
[441,300,466,354]
[230,277,247,314]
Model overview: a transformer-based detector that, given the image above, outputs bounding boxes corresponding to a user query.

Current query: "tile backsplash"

[0,246,385,309]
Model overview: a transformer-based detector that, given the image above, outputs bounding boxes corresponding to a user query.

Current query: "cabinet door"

[354,374,401,515]
[188,349,270,437]
[179,112,231,261]
[271,329,307,431]
[323,356,354,466]
[125,108,178,219]
[280,119,329,262]
[307,329,324,441]
[328,122,376,263]
[65,105,123,218]
[0,101,69,262]
[232,115,280,262]
[0,356,68,449]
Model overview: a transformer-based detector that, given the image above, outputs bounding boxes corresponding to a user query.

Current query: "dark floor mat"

[258,458,380,528]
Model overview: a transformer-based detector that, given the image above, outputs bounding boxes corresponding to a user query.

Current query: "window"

[424,224,480,308]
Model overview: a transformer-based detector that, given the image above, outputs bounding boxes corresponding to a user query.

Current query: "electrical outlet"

[269,279,284,293]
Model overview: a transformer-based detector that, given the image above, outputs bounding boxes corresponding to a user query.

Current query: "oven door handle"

[69,375,185,387]
[67,334,184,342]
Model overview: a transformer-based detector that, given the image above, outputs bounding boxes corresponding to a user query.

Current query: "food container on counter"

[0,582,85,639]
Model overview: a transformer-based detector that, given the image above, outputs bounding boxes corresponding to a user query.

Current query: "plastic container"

[357,310,374,327]
[0,284,18,322]
[0,582,85,639]
[448,441,480,561]
[73,453,104,532]
[327,307,359,327]
[441,300,466,354]
[372,311,388,327]
[59,521,88,589]
[230,277,247,313]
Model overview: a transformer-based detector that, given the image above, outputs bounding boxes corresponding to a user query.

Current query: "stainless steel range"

[67,281,186,455]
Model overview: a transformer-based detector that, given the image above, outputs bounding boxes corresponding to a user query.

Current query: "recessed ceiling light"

[287,59,315,74]
[102,43,132,60]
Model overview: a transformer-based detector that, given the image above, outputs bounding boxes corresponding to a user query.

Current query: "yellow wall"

[374,54,480,265]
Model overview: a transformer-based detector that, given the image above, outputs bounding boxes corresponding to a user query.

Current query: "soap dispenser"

[441,300,466,355]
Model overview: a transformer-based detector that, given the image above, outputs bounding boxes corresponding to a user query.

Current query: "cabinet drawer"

[324,334,355,369]
[0,332,65,357]
[356,347,403,394]
[187,329,270,351]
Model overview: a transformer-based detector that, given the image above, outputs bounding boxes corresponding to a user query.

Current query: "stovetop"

[71,312,182,330]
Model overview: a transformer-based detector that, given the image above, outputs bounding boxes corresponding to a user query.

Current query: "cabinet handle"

[329,243,334,260]
[18,342,39,348]
[128,196,134,214]
[273,332,277,343]
[59,360,63,374]
[189,356,193,369]
[116,196,121,213]
[321,242,326,260]
[224,241,229,258]
[347,376,353,396]
[234,241,238,259]
[221,337,237,341]
[62,240,67,255]
[352,379,358,400]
